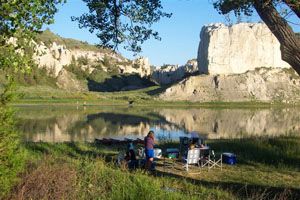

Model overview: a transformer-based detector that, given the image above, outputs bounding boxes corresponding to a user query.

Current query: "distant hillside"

[0,30,154,92]
[36,29,111,53]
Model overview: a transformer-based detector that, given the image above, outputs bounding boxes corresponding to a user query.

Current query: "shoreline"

[11,99,300,108]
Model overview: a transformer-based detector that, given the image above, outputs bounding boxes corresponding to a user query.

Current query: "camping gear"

[95,137,144,145]
[154,148,162,158]
[179,136,205,156]
[166,148,179,159]
[222,153,236,165]
[183,148,201,173]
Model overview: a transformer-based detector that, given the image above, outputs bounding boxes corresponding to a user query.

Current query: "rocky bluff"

[31,32,152,91]
[198,23,291,74]
[160,23,300,103]
[34,42,151,78]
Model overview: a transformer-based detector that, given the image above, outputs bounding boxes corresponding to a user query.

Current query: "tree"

[0,1,63,197]
[72,0,171,53]
[213,0,300,75]
[0,0,65,72]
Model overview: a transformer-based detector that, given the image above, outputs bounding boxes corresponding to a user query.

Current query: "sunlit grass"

[6,136,299,199]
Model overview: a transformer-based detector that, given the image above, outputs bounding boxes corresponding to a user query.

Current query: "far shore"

[11,99,300,108]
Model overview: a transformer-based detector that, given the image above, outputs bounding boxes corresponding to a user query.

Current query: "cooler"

[166,148,179,159]
[222,152,236,165]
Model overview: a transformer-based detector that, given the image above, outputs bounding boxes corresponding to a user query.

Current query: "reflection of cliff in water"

[18,108,170,142]
[17,106,300,142]
[158,108,300,139]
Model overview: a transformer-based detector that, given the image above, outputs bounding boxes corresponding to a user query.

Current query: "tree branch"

[254,0,300,75]
[283,0,300,18]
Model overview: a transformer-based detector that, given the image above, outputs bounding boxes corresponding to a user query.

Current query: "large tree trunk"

[254,1,300,75]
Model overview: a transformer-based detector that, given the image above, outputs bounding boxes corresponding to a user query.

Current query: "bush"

[64,60,89,80]
[0,106,27,198]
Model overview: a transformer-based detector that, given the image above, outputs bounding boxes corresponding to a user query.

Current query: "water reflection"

[16,106,300,142]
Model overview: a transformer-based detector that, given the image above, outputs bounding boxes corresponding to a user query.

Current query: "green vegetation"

[0,1,63,198]
[0,64,57,87]
[10,85,300,108]
[36,29,112,53]
[73,0,171,53]
[0,106,28,198]
[3,135,300,199]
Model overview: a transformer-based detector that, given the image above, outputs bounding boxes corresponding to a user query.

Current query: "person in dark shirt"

[125,142,137,169]
[144,130,155,170]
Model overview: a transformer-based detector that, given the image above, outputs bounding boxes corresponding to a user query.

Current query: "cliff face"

[160,68,300,102]
[151,59,198,85]
[198,23,291,75]
[33,41,151,78]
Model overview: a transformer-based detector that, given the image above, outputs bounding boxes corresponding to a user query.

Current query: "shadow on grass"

[25,142,118,162]
[208,136,300,170]
[87,74,156,92]
[155,170,300,199]
[24,136,300,199]
[146,85,169,96]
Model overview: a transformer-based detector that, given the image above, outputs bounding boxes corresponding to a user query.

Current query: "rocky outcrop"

[160,68,300,102]
[151,59,198,85]
[198,23,291,75]
[33,41,151,78]
[119,57,151,77]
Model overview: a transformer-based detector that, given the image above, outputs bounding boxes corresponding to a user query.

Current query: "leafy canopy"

[213,0,300,18]
[0,0,65,38]
[0,0,65,72]
[72,0,171,53]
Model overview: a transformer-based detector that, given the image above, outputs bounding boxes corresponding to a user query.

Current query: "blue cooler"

[222,153,236,165]
[166,148,179,159]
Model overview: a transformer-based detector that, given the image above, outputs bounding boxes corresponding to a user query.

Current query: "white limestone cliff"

[197,23,291,75]
[151,59,198,85]
[33,41,151,78]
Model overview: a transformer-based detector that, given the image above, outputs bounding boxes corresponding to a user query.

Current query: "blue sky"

[45,0,300,66]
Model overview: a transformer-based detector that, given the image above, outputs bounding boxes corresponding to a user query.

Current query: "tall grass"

[8,138,300,199]
[12,142,232,199]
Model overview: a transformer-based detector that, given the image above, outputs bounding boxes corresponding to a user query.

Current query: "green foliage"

[89,69,110,83]
[213,0,299,19]
[0,88,27,198]
[0,1,63,197]
[72,0,172,53]
[64,59,90,80]
[77,56,89,66]
[0,65,57,87]
[0,0,65,37]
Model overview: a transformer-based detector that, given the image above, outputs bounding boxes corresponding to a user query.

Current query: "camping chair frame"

[200,149,222,170]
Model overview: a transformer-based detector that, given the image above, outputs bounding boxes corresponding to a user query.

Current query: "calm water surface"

[16,105,300,142]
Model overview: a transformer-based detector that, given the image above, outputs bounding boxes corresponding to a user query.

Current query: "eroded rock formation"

[160,68,300,102]
[33,41,151,78]
[151,59,198,85]
[198,23,291,75]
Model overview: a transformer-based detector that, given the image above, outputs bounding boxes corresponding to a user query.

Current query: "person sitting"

[125,142,138,169]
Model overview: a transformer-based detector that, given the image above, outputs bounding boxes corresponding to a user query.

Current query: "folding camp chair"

[182,148,201,173]
[200,148,222,170]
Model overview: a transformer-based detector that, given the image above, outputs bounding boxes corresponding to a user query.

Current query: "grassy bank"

[3,136,300,199]
[10,85,300,108]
